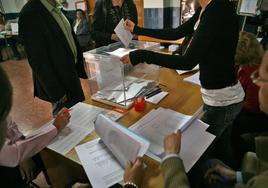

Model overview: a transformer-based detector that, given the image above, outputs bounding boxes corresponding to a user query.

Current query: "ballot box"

[84,40,161,109]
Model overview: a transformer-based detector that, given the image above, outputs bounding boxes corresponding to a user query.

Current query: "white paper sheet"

[10,23,18,33]
[176,65,199,75]
[114,19,133,47]
[239,0,258,15]
[107,48,136,58]
[183,72,201,86]
[145,91,169,104]
[75,139,124,188]
[47,103,108,155]
[130,108,215,172]
[130,108,195,155]
[95,114,150,168]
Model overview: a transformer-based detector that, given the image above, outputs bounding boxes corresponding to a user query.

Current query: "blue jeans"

[201,103,242,167]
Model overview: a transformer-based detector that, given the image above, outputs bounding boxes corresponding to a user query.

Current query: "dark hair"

[0,66,12,123]
[76,9,85,16]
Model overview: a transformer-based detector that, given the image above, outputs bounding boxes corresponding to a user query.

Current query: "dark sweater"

[130,0,239,90]
[91,0,138,47]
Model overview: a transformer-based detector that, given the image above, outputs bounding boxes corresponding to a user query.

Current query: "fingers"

[133,158,144,170]
[120,55,128,64]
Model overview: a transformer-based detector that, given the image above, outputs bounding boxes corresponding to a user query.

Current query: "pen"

[146,89,162,99]
[145,87,161,97]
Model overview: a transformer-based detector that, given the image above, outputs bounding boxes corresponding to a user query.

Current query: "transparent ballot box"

[84,40,160,109]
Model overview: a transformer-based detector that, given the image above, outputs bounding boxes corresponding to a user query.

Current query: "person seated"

[0,66,71,187]
[91,0,138,47]
[70,131,182,188]
[232,31,268,164]
[0,12,21,60]
[73,9,94,51]
[112,51,268,188]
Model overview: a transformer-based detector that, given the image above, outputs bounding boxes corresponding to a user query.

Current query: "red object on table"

[134,97,146,112]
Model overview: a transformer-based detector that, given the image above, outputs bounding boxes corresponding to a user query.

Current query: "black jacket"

[130,0,238,90]
[91,0,138,47]
[19,0,87,104]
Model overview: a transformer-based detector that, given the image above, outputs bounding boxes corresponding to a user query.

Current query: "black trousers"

[232,109,268,167]
[0,154,45,188]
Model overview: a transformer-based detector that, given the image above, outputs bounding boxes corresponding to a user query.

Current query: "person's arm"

[76,19,90,36]
[161,157,190,188]
[0,109,70,168]
[91,0,113,45]
[19,12,65,102]
[132,7,201,40]
[0,122,57,167]
[128,8,215,70]
[161,131,190,188]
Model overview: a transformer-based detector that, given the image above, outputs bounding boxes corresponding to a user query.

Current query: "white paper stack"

[47,103,108,155]
[75,115,150,188]
[130,107,215,172]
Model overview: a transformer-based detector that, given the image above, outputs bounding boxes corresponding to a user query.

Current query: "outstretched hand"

[120,54,132,64]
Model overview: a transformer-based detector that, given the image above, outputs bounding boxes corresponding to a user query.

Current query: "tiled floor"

[0,58,90,187]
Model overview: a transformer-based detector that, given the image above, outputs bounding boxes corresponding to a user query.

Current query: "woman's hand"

[72,182,91,188]
[111,34,120,41]
[120,54,132,64]
[124,19,135,33]
[124,158,144,187]
[205,164,236,184]
[164,131,182,156]
[53,107,71,132]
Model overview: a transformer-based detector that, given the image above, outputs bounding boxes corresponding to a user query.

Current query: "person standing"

[73,9,93,51]
[19,0,87,116]
[91,0,138,47]
[122,0,245,166]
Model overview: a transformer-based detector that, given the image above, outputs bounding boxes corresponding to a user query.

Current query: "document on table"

[145,91,169,104]
[114,19,133,47]
[130,108,199,155]
[130,107,215,172]
[47,102,108,155]
[75,139,124,188]
[95,114,150,167]
[239,0,258,15]
[75,114,150,188]
[176,65,199,75]
[183,71,201,86]
[107,48,136,58]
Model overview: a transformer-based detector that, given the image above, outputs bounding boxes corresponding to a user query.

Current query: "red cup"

[134,97,146,112]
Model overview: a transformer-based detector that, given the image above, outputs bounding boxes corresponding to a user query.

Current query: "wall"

[144,0,181,29]
[1,0,77,13]
[1,0,28,13]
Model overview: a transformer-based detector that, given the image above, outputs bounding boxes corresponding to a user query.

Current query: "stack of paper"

[47,103,108,155]
[130,107,215,172]
[183,71,201,86]
[75,115,150,188]
[176,65,199,75]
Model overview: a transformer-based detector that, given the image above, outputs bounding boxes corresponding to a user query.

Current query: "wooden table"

[41,68,203,188]
[138,36,184,45]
